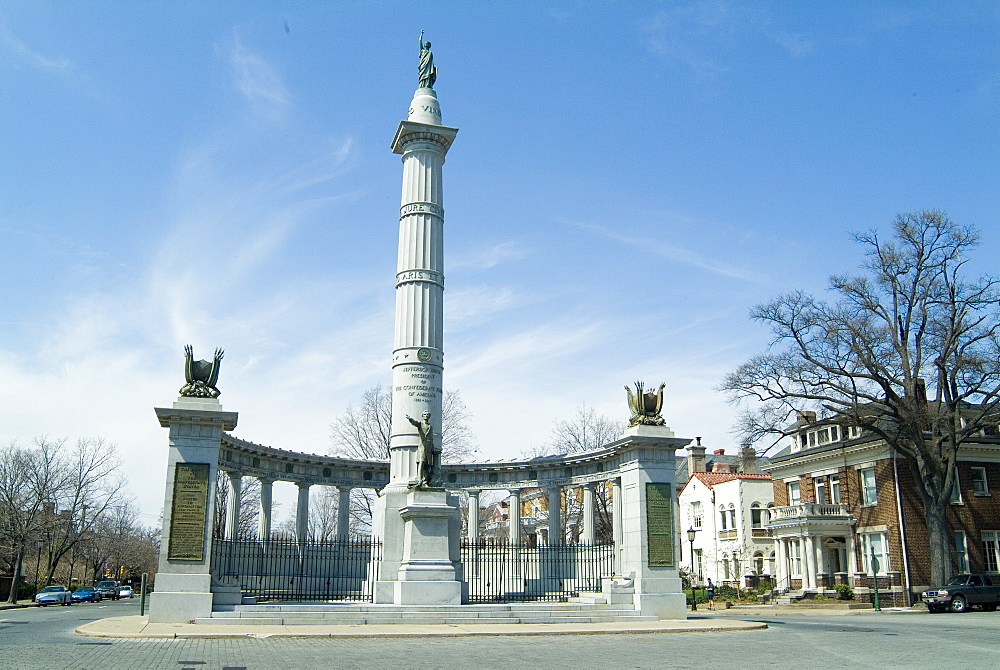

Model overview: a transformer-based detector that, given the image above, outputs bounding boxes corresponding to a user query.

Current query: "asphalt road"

[2,603,999,669]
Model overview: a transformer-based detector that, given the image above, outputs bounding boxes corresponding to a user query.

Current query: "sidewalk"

[77,615,766,639]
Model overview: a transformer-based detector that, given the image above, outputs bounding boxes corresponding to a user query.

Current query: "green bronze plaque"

[645,482,674,567]
[168,462,211,561]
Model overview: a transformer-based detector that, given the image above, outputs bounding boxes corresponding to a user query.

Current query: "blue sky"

[1,1,997,522]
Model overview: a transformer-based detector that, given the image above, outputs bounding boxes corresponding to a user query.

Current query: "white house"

[678,442,775,587]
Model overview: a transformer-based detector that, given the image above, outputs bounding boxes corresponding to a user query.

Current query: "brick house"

[764,411,1000,606]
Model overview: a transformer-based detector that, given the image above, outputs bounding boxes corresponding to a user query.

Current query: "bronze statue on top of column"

[418,30,437,90]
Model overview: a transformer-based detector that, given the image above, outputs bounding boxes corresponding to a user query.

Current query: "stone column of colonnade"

[295,483,310,542]
[466,489,481,542]
[258,478,273,541]
[508,489,522,545]
[546,487,562,545]
[580,483,596,545]
[224,471,242,541]
[337,486,352,541]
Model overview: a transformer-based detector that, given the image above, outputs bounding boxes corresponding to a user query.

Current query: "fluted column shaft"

[257,478,272,541]
[337,486,352,542]
[224,471,241,541]
[295,483,310,542]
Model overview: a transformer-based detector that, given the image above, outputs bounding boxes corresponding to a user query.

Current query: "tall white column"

[295,483,310,542]
[508,489,522,545]
[337,486,352,542]
[547,486,562,546]
[581,483,596,545]
[611,478,623,566]
[257,478,272,541]
[774,538,786,589]
[224,471,242,541]
[386,88,458,490]
[467,489,481,542]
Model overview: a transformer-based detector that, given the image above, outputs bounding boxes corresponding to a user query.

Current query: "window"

[860,468,877,505]
[815,478,827,504]
[830,475,842,503]
[954,531,969,573]
[722,554,730,579]
[805,425,841,448]
[789,540,802,576]
[983,531,1000,572]
[694,549,704,579]
[691,501,703,528]
[719,505,728,530]
[848,425,863,439]
[753,552,765,575]
[728,504,737,530]
[860,532,890,574]
[972,467,989,496]
[751,503,763,529]
[950,468,962,503]
[788,481,801,506]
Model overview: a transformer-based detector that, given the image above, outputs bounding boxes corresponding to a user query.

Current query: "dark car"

[94,580,120,601]
[923,574,1000,613]
[71,586,102,603]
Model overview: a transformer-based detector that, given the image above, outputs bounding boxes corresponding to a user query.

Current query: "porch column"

[337,486,352,541]
[580,482,596,545]
[810,536,823,587]
[466,489,481,542]
[774,538,786,588]
[508,489,521,545]
[547,486,561,546]
[801,533,814,588]
[846,531,857,585]
[224,470,242,541]
[295,482,310,542]
[257,478,273,541]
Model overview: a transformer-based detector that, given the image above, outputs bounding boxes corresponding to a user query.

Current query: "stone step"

[196,614,657,626]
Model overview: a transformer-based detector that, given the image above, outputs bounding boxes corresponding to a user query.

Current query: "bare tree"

[329,384,478,532]
[0,439,68,602]
[213,474,262,540]
[42,438,127,585]
[721,211,1000,587]
[523,404,627,544]
[329,383,477,461]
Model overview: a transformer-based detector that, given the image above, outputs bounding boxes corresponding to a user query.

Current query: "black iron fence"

[211,537,380,602]
[461,540,614,603]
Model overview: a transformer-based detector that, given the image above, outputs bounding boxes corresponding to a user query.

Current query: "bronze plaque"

[168,462,210,561]
[645,482,674,567]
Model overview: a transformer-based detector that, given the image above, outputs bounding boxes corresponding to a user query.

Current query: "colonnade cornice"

[216,431,687,492]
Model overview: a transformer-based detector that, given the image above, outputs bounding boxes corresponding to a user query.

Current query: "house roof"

[689,472,772,487]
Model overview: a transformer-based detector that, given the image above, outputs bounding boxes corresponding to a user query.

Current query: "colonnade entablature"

[217,432,687,493]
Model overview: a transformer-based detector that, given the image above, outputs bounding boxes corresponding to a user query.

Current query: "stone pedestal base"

[148,573,213,623]
[374,489,462,605]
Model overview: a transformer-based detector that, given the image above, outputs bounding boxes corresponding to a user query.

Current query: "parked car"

[71,586,102,603]
[34,585,72,606]
[94,580,120,601]
[922,574,1000,613]
[118,585,134,598]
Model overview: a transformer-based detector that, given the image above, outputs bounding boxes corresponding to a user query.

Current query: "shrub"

[833,583,854,600]
[812,594,828,601]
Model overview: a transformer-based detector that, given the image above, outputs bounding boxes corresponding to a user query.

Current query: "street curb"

[75,616,767,639]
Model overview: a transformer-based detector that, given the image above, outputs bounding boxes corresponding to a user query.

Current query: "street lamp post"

[687,527,698,611]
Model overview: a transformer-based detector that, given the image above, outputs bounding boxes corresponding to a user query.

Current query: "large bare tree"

[721,211,1000,586]
[329,384,478,531]
[523,403,627,543]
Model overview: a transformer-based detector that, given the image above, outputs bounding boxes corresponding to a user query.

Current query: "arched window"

[727,503,737,530]
[753,551,765,575]
[750,502,763,530]
[721,553,730,579]
[719,505,728,530]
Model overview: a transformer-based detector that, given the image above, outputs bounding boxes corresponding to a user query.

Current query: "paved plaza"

[3,599,1000,669]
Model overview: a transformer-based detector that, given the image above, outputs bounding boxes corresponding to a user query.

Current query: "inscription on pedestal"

[168,463,210,561]
[394,365,442,406]
[645,482,674,567]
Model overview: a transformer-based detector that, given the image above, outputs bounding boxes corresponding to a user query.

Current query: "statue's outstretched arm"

[406,414,420,428]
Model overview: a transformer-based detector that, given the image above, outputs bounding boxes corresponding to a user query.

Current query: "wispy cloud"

[225,31,291,111]
[449,241,530,271]
[0,24,71,70]
[562,218,768,284]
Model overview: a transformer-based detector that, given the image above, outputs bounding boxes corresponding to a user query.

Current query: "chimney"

[687,437,707,474]
[712,462,733,473]
[738,444,759,474]
[713,449,725,455]
[796,410,817,424]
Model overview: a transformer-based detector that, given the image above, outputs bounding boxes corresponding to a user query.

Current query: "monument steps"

[199,602,657,625]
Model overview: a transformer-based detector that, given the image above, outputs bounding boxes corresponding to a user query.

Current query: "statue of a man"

[407,410,439,487]
[418,30,437,89]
